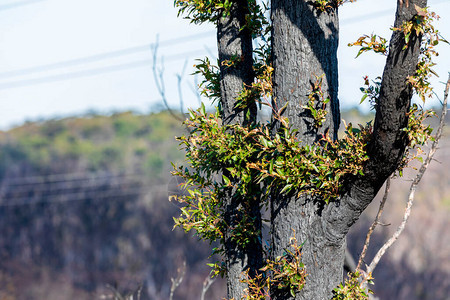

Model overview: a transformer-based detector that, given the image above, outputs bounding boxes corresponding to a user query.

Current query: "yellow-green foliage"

[332,272,372,300]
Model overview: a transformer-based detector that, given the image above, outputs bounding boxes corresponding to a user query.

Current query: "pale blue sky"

[0,0,448,130]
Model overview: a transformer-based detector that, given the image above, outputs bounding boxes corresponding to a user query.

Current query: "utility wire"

[0,31,214,80]
[342,0,448,26]
[0,49,207,90]
[0,0,44,11]
[0,186,162,207]
[3,171,141,186]
[1,177,143,196]
[0,5,436,89]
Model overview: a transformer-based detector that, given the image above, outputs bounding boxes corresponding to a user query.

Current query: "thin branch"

[151,36,184,122]
[200,275,216,300]
[366,74,449,276]
[169,261,186,300]
[356,176,391,271]
[189,74,202,106]
[176,59,189,115]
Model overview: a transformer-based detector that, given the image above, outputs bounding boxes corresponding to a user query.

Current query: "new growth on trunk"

[172,0,445,299]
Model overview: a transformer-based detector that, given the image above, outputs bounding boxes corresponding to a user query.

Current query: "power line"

[341,0,448,26]
[3,171,140,186]
[0,186,162,207]
[0,31,214,80]
[1,176,143,196]
[0,0,447,90]
[0,58,185,90]
[0,0,44,11]
[341,9,393,26]
[0,49,207,90]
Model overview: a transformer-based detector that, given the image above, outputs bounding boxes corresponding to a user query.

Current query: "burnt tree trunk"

[270,1,341,299]
[270,0,426,299]
[217,1,262,298]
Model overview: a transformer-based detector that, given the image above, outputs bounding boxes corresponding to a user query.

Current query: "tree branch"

[364,0,427,184]
[323,0,428,243]
[200,275,216,300]
[217,0,256,126]
[366,73,449,276]
[176,59,189,115]
[169,261,186,300]
[151,37,184,122]
[356,176,391,271]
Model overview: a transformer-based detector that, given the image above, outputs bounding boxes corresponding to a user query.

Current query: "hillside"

[0,109,448,299]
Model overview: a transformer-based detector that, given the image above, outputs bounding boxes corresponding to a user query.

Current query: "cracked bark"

[270,0,426,299]
[217,1,262,299]
[270,1,341,299]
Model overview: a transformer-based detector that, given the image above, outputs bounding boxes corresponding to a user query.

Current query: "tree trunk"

[271,0,340,143]
[217,1,262,298]
[218,0,256,126]
[270,1,341,299]
[270,0,426,299]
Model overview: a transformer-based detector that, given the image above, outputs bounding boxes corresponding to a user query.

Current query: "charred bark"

[270,1,341,299]
[270,0,427,299]
[324,0,427,245]
[217,1,262,298]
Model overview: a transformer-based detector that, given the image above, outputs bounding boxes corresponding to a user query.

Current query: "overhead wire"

[0,186,164,207]
[0,0,44,11]
[0,7,426,89]
[4,170,139,186]
[0,31,215,80]
[1,176,143,196]
[0,0,447,88]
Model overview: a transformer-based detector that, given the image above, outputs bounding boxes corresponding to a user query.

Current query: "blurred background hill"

[0,109,448,300]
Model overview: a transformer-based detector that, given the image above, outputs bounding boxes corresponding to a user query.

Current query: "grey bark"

[270,1,341,299]
[323,0,427,243]
[216,1,262,299]
[270,0,427,299]
[271,0,340,144]
[218,0,256,126]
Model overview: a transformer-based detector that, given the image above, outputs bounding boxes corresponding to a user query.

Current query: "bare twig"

[200,275,216,300]
[176,59,189,115]
[356,176,391,271]
[151,36,184,122]
[189,74,202,106]
[365,74,449,276]
[169,261,186,300]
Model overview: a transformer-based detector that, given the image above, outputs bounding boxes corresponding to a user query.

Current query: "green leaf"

[360,93,368,104]
[280,184,293,194]
[290,288,296,297]
[222,175,231,186]
[278,101,289,115]
[200,102,206,115]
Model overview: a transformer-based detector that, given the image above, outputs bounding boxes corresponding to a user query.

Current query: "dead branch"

[151,36,184,122]
[176,59,189,115]
[356,176,391,271]
[189,74,202,106]
[200,275,216,300]
[365,73,449,277]
[169,261,186,300]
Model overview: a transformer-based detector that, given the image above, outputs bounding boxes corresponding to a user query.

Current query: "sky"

[0,0,449,130]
